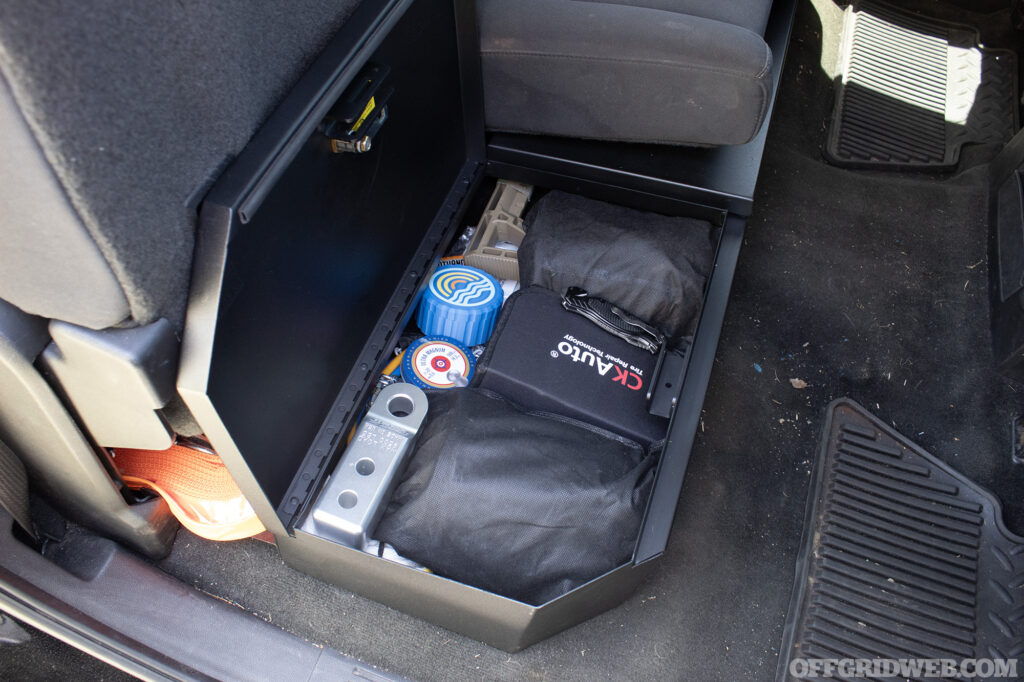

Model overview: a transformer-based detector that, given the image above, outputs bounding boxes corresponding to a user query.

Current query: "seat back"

[0,1,363,330]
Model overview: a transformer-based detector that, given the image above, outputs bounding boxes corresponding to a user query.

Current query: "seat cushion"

[479,0,774,147]
[582,0,772,37]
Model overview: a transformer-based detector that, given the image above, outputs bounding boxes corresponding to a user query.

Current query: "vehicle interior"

[1,0,1023,680]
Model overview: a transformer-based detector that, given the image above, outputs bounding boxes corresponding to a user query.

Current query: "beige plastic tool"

[463,180,533,280]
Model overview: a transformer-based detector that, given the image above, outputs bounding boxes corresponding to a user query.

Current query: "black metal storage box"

[179,0,789,651]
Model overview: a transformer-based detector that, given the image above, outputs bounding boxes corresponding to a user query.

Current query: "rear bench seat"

[479,0,775,146]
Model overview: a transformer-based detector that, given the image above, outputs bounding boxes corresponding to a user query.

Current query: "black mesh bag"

[518,191,715,342]
[375,388,655,605]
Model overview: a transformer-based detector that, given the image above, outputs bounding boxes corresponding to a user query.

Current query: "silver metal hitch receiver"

[302,382,428,548]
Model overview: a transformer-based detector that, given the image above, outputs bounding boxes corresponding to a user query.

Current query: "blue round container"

[400,336,476,390]
[417,265,502,346]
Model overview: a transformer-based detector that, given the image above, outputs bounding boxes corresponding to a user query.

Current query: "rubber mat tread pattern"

[825,3,1018,170]
[777,400,1024,680]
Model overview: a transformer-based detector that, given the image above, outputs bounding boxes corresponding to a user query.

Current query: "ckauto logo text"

[551,334,645,391]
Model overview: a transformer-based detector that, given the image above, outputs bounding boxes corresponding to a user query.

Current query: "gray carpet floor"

[0,616,133,682]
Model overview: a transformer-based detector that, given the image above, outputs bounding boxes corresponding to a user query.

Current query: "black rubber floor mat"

[777,399,1024,680]
[825,3,1018,170]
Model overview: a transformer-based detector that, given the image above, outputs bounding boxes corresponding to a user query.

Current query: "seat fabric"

[0,1,362,330]
[479,0,775,147]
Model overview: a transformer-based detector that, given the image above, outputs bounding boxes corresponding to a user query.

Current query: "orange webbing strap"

[112,443,266,542]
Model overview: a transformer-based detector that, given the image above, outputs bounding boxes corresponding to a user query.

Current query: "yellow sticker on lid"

[348,96,376,135]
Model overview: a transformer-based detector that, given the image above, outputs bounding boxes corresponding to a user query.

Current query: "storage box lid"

[179,0,485,532]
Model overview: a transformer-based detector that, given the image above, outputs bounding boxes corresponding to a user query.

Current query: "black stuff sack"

[374,389,654,605]
[518,191,715,342]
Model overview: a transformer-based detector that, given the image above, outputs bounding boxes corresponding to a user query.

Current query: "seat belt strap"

[0,438,35,539]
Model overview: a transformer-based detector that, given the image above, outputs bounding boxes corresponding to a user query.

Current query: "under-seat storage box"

[179,0,754,651]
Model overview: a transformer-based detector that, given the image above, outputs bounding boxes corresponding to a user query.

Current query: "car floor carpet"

[156,2,1024,681]
[0,617,133,682]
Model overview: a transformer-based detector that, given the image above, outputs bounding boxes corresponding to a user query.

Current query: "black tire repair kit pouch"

[475,286,668,447]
